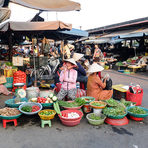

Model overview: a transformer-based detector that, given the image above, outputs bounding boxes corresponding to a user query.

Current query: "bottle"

[76,82,80,89]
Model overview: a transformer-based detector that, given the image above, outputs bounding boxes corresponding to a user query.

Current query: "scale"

[14,83,26,103]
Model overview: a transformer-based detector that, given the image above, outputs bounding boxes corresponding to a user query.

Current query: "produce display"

[0,107,21,116]
[103,106,126,116]
[128,106,147,114]
[31,97,53,103]
[120,99,135,107]
[106,98,119,107]
[39,110,55,116]
[62,112,80,119]
[91,102,105,107]
[89,114,102,120]
[58,98,86,107]
[21,105,40,112]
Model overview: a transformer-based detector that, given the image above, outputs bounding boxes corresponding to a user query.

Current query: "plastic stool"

[41,120,51,128]
[3,119,17,128]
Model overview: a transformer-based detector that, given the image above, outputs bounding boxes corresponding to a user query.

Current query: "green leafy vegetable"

[89,114,102,120]
[58,98,85,108]
[21,106,32,112]
[128,107,147,114]
[103,106,126,116]
[106,98,119,107]
[91,102,105,107]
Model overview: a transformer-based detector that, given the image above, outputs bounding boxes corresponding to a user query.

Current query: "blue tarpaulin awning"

[58,28,88,39]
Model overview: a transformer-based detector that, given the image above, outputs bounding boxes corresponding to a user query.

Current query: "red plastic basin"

[58,110,83,121]
[105,117,129,126]
[130,116,144,121]
[60,118,81,126]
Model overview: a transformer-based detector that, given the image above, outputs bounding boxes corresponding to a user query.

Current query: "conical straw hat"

[64,58,77,66]
[87,63,104,73]
[73,53,84,61]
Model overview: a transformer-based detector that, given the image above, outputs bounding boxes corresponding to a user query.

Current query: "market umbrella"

[10,0,81,11]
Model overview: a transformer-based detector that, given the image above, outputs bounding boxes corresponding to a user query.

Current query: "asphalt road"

[0,70,148,148]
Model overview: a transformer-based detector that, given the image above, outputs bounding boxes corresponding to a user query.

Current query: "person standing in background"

[93,45,104,63]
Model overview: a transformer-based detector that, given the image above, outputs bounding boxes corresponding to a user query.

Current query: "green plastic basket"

[80,96,95,104]
[103,108,127,119]
[0,112,22,120]
[3,77,13,88]
[41,103,53,107]
[5,98,28,108]
[86,113,106,126]
[127,106,148,118]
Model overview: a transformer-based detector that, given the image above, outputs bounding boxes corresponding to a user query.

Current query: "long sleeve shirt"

[76,62,86,77]
[59,69,77,90]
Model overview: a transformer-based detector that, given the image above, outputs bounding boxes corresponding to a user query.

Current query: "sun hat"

[64,58,77,66]
[73,53,84,61]
[87,63,104,73]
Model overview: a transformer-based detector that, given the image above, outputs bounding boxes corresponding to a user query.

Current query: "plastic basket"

[86,113,106,126]
[80,96,95,104]
[127,106,148,118]
[41,103,53,107]
[90,101,107,109]
[103,108,127,119]
[3,77,13,88]
[38,109,56,120]
[5,98,28,108]
[58,110,83,121]
[0,110,22,120]
[126,90,143,106]
[19,102,42,115]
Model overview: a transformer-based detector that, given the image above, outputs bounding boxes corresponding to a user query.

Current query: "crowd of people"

[54,41,113,101]
[0,40,113,101]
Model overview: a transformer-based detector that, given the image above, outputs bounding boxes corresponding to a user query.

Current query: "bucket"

[83,104,92,113]
[126,89,143,106]
[26,87,40,99]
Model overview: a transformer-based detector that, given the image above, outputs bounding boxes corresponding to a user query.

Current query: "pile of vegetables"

[21,105,40,112]
[62,112,80,119]
[120,99,135,107]
[103,106,126,116]
[31,94,57,104]
[89,114,102,120]
[0,107,20,116]
[91,102,105,107]
[128,107,147,114]
[106,98,119,107]
[58,98,86,108]
[40,110,55,116]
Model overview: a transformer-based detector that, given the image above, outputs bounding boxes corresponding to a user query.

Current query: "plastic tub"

[5,98,28,108]
[58,110,83,122]
[60,118,81,126]
[61,101,83,110]
[38,109,56,120]
[80,96,95,104]
[90,101,107,109]
[86,113,106,126]
[127,106,148,118]
[19,102,42,115]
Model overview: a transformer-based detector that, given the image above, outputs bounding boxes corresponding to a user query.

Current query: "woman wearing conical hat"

[86,63,113,100]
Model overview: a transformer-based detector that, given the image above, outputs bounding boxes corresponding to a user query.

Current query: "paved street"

[0,70,148,148]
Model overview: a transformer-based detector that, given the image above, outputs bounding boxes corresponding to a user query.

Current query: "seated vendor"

[57,58,77,100]
[86,63,113,100]
[73,53,88,89]
[0,70,12,95]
